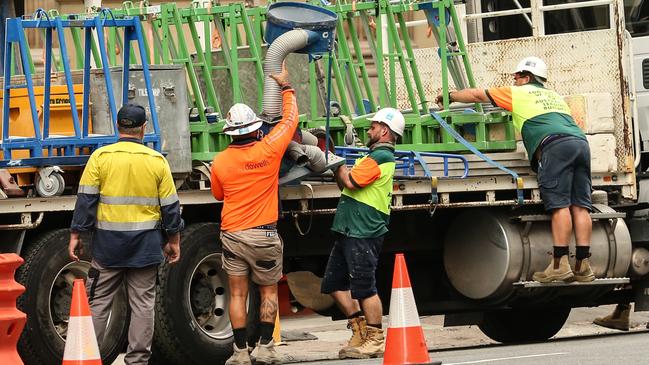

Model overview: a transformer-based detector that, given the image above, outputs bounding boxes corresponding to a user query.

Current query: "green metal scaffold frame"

[5,0,516,161]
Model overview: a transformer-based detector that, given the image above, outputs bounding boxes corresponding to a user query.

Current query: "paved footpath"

[114,305,649,364]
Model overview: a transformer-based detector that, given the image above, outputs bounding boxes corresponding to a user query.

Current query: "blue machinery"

[1,9,161,168]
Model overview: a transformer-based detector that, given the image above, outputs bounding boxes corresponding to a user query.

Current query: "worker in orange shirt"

[210,64,294,365]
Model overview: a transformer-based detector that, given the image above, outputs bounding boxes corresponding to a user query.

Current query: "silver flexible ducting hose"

[287,141,309,167]
[262,29,316,119]
[286,141,327,172]
[301,130,319,146]
[262,29,328,172]
[301,144,326,171]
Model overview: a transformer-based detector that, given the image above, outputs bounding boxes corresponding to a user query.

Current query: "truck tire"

[152,223,260,365]
[478,307,571,343]
[15,229,128,365]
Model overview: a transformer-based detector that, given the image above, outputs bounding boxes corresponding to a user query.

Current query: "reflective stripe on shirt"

[96,220,160,231]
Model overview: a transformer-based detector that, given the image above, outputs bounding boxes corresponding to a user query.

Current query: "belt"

[535,134,569,161]
[253,224,277,230]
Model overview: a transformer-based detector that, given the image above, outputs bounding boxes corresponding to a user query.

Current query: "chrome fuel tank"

[443,205,631,300]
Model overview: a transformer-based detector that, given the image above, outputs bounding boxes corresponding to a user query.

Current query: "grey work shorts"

[537,136,592,212]
[220,227,283,286]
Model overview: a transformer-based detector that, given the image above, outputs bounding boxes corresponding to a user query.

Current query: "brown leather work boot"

[339,316,367,359]
[593,304,631,331]
[344,325,385,359]
[573,258,596,282]
[532,255,574,283]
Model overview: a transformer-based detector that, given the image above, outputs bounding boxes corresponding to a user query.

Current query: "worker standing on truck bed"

[320,108,404,359]
[68,103,184,364]
[210,63,295,365]
[436,57,595,283]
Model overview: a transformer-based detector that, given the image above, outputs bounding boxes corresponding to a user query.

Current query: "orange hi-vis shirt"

[210,89,298,232]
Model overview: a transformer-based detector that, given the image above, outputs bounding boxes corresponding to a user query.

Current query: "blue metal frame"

[334,146,469,179]
[0,9,161,168]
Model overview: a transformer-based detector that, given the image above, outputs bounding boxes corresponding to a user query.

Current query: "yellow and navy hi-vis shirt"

[71,138,184,268]
[331,145,396,238]
[486,83,585,168]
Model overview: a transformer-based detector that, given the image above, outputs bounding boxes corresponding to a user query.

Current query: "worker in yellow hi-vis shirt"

[436,57,594,284]
[68,103,184,364]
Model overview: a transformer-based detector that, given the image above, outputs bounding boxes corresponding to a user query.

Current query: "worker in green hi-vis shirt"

[436,56,595,285]
[321,107,404,360]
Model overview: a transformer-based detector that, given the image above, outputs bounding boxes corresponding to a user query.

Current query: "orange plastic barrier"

[0,253,26,365]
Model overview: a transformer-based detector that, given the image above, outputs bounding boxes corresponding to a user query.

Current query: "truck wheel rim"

[188,253,232,340]
[48,260,91,341]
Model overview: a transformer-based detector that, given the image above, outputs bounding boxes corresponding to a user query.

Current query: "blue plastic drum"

[265,2,337,54]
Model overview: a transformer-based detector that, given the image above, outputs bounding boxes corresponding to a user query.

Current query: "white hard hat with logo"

[369,107,405,137]
[224,103,263,136]
[514,56,548,81]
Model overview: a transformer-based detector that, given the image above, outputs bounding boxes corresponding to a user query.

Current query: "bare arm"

[335,166,357,190]
[436,88,490,109]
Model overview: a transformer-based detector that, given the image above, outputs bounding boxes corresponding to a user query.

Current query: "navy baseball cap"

[117,104,147,127]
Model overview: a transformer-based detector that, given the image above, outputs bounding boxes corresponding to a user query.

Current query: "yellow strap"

[516,177,524,190]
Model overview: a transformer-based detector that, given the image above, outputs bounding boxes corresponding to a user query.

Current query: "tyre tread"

[152,223,213,364]
[16,229,68,365]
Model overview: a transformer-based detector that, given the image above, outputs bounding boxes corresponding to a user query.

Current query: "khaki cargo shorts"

[220,226,283,285]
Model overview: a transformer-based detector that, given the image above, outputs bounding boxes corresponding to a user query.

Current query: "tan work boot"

[344,325,385,359]
[594,304,631,331]
[573,258,596,282]
[532,255,574,283]
[225,343,252,365]
[339,316,367,359]
[254,340,282,364]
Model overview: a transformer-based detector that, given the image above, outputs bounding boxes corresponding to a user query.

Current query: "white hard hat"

[224,103,263,136]
[369,107,405,137]
[514,56,548,81]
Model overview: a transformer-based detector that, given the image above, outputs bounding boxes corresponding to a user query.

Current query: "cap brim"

[224,121,263,136]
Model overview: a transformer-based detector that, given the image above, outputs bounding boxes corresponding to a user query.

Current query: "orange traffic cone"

[384,254,441,365]
[62,279,101,365]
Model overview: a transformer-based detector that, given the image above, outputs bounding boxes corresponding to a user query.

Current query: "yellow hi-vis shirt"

[486,83,585,168]
[71,138,184,268]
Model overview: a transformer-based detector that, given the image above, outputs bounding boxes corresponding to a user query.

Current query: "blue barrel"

[265,2,337,54]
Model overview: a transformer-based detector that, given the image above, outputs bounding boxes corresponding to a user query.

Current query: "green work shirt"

[331,146,396,238]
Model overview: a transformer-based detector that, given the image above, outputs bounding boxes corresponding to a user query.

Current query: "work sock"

[367,323,382,329]
[553,246,570,258]
[233,327,247,349]
[576,246,591,260]
[259,321,275,345]
[348,311,363,319]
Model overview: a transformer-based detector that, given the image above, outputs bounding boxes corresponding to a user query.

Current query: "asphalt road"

[302,331,649,365]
